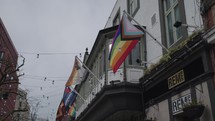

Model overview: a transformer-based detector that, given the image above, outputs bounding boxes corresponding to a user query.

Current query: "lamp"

[136,59,153,65]
[174,21,199,29]
[173,21,182,28]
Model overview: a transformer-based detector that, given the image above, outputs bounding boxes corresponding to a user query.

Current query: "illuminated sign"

[168,70,185,89]
[172,94,192,114]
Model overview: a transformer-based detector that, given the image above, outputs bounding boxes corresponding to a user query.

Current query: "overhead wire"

[19,51,84,55]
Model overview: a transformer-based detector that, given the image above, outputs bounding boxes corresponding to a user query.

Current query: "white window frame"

[113,9,120,26]
[164,0,182,47]
[128,0,140,17]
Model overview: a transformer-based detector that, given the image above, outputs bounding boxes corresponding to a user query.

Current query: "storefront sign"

[172,94,192,114]
[168,70,185,89]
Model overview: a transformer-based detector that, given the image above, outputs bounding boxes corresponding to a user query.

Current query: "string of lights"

[22,76,67,82]
[19,51,85,59]
[24,74,68,79]
[19,51,84,55]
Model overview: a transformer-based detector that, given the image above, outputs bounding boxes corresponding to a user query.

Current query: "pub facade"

[75,0,215,121]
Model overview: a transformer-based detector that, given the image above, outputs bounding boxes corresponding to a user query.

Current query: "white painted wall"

[126,68,143,83]
[184,0,203,35]
[105,0,127,28]
[108,69,123,84]
[146,100,170,121]
[105,0,203,65]
[196,83,214,121]
[135,0,163,64]
[105,0,163,65]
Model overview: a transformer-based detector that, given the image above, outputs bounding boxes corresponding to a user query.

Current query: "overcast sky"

[0,0,116,120]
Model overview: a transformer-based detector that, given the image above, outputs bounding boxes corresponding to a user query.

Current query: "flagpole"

[123,10,170,53]
[70,86,88,103]
[75,56,103,85]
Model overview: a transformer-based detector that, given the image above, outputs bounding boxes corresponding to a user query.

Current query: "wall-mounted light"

[174,21,199,29]
[136,59,153,65]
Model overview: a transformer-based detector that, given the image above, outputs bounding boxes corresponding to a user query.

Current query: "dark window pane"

[129,42,140,65]
[165,0,171,11]
[167,13,174,45]
[174,5,182,39]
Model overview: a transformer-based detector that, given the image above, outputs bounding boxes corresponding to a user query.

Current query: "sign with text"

[168,70,185,89]
[172,94,192,114]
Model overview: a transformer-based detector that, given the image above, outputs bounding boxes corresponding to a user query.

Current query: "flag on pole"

[109,14,144,73]
[68,103,76,121]
[62,87,77,112]
[56,87,78,121]
[56,101,66,121]
[121,14,144,40]
[56,57,87,121]
[66,57,84,86]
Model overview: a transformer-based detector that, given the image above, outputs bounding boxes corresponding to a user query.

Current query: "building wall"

[0,18,19,121]
[105,0,163,64]
[13,88,30,121]
[196,83,213,121]
[76,0,214,120]
[105,0,127,28]
[184,0,203,35]
[146,100,170,121]
[104,0,203,65]
[138,0,163,64]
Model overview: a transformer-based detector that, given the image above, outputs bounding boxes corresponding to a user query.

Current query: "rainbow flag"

[121,14,144,40]
[109,14,144,73]
[56,101,66,121]
[68,103,76,120]
[56,87,77,121]
[62,87,77,111]
[66,57,84,86]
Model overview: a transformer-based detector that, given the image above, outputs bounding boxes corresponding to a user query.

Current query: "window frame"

[164,0,182,47]
[159,0,188,49]
[113,9,121,26]
[128,41,141,66]
[127,0,140,17]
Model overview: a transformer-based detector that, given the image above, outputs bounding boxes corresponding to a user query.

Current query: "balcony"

[76,80,142,121]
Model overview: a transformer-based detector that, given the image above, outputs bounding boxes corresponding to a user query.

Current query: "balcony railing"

[76,68,143,118]
[76,81,103,117]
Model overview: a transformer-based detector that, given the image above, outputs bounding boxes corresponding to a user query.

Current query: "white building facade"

[75,0,215,121]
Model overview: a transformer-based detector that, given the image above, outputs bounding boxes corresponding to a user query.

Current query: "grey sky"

[0,0,116,120]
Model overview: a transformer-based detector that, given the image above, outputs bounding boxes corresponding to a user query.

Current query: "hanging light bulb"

[37,54,40,58]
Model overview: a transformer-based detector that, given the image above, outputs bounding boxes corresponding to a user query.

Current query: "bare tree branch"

[0,56,25,86]
[1,109,28,121]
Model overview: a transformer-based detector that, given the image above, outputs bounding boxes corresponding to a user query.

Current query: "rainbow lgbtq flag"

[66,57,83,86]
[109,14,144,73]
[68,103,76,120]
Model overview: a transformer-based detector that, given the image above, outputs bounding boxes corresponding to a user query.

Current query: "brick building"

[0,18,19,121]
